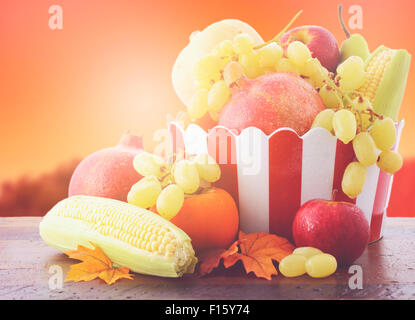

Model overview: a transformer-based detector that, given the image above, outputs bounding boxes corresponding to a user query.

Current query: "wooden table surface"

[1,217,415,300]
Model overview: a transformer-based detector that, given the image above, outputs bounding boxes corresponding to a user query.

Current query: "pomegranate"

[68,133,144,201]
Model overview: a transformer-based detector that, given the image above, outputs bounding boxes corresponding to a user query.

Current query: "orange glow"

[1,0,414,181]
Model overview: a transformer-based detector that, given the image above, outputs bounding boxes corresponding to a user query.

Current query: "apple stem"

[338,5,350,38]
[255,10,303,49]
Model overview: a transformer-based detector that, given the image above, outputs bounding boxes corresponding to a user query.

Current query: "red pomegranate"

[218,73,325,136]
[68,133,144,201]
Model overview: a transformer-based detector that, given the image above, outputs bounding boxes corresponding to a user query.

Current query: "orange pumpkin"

[169,187,239,252]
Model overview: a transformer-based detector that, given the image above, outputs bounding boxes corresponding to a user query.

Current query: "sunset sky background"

[0,0,414,187]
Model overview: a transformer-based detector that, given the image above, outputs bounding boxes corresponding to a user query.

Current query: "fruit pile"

[172,8,410,199]
[40,7,411,282]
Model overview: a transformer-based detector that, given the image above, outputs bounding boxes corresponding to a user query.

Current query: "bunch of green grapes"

[127,152,221,220]
[189,33,287,121]
[275,41,331,88]
[189,37,337,123]
[311,56,402,199]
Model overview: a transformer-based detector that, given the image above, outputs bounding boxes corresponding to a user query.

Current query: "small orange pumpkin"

[168,187,239,252]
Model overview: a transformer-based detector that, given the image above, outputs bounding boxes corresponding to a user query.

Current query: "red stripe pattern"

[268,130,303,241]
[332,140,356,203]
[169,122,403,243]
[207,127,239,208]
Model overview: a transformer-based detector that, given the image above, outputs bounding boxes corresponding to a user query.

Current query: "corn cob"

[358,46,411,120]
[39,196,197,278]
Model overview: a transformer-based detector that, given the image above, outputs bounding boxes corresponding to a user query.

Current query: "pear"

[338,5,370,62]
[340,34,370,62]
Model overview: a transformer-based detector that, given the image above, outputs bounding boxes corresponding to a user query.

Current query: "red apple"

[292,199,370,265]
[218,73,325,136]
[280,25,340,72]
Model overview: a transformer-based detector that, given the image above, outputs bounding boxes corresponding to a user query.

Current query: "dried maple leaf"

[198,231,294,280]
[223,231,294,280]
[65,243,134,285]
[197,241,239,276]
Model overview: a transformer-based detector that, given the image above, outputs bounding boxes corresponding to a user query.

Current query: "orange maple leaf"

[197,241,239,276]
[223,231,294,280]
[197,231,294,280]
[64,243,134,285]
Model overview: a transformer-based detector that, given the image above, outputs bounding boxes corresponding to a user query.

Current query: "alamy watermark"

[48,5,63,30]
[348,5,363,30]
[48,265,63,290]
[348,265,363,290]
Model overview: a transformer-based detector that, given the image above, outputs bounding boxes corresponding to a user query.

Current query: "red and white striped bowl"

[169,120,404,243]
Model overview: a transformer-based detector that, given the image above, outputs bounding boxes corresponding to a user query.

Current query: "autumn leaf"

[197,231,294,280]
[197,241,239,276]
[64,243,134,285]
[223,231,294,280]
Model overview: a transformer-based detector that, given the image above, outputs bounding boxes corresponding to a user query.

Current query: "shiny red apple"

[292,199,370,265]
[218,73,325,136]
[280,25,340,72]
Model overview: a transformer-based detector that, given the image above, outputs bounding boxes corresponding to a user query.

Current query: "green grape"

[261,66,277,75]
[311,64,330,88]
[293,247,323,259]
[214,39,234,57]
[332,109,357,144]
[275,58,301,75]
[213,39,235,68]
[342,161,367,199]
[311,109,335,133]
[279,254,307,278]
[305,254,337,278]
[287,41,312,66]
[300,58,321,77]
[156,184,185,220]
[194,78,213,90]
[188,89,209,120]
[319,84,341,108]
[133,152,169,178]
[193,55,221,82]
[208,80,230,112]
[257,42,283,68]
[233,33,255,54]
[223,61,245,86]
[351,96,373,130]
[369,117,397,151]
[173,160,200,194]
[377,150,403,174]
[353,132,378,167]
[193,153,221,183]
[238,50,261,78]
[199,178,212,189]
[336,56,366,92]
[127,175,162,208]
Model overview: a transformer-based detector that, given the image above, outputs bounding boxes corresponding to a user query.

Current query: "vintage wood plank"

[0,217,414,300]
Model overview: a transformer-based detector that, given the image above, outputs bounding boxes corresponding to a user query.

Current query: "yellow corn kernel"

[359,47,394,102]
[151,241,160,252]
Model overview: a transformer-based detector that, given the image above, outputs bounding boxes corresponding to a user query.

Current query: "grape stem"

[254,10,303,49]
[338,5,350,38]
[366,108,384,121]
